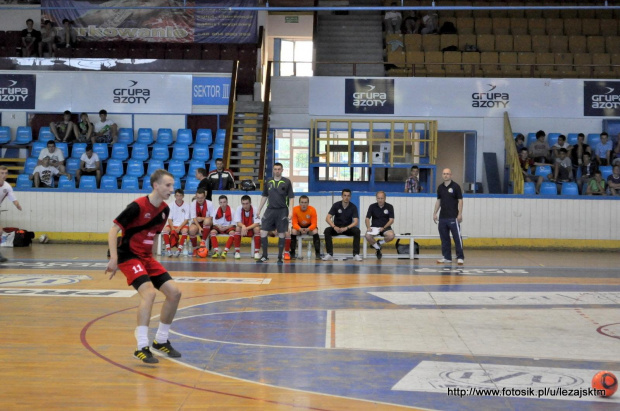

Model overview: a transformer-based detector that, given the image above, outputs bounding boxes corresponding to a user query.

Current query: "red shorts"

[212,226,235,234]
[118,257,167,286]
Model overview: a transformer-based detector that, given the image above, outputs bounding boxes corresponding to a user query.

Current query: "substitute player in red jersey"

[105,169,183,364]
[209,194,236,258]
[233,194,261,260]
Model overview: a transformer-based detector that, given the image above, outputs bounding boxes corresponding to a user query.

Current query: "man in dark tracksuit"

[433,168,464,265]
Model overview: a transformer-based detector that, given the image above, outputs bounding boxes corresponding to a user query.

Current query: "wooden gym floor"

[1,244,620,410]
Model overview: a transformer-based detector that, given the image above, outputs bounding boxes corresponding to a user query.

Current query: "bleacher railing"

[503,112,524,194]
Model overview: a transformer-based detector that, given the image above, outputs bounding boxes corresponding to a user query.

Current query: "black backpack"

[395,236,419,258]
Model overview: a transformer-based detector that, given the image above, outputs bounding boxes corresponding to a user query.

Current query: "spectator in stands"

[514,134,525,152]
[93,109,118,144]
[290,195,320,261]
[403,11,421,34]
[195,168,213,201]
[38,20,57,57]
[233,195,261,260]
[76,144,101,187]
[421,11,439,34]
[21,18,41,57]
[518,148,543,194]
[594,132,613,166]
[547,148,572,186]
[188,188,213,255]
[30,156,71,188]
[586,171,606,196]
[209,195,236,258]
[57,19,77,49]
[161,189,190,257]
[570,133,591,178]
[73,113,94,143]
[577,152,598,192]
[405,165,422,193]
[613,135,620,166]
[607,165,620,196]
[365,191,395,260]
[50,110,75,143]
[433,168,464,265]
[0,165,22,263]
[551,134,571,162]
[528,130,550,163]
[323,188,361,261]
[207,158,235,191]
[384,3,402,34]
[38,140,66,173]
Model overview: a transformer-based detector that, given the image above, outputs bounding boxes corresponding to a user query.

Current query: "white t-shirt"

[210,205,235,226]
[168,200,190,226]
[190,199,213,220]
[0,181,17,205]
[38,147,65,163]
[94,119,115,135]
[233,205,260,226]
[80,152,100,169]
[33,165,59,187]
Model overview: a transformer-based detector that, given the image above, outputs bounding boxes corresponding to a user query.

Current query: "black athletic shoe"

[152,340,182,358]
[277,256,284,264]
[134,347,159,364]
[0,254,7,263]
[376,248,382,260]
[257,256,269,263]
[289,252,296,260]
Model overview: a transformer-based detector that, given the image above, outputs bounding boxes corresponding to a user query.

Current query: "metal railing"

[503,112,524,194]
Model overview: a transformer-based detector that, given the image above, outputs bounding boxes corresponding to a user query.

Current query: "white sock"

[372,243,380,250]
[155,322,171,343]
[135,326,149,349]
[378,240,385,246]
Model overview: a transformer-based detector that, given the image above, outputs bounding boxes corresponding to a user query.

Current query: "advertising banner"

[0,74,36,110]
[192,76,231,107]
[583,81,620,117]
[344,78,394,115]
[41,0,257,43]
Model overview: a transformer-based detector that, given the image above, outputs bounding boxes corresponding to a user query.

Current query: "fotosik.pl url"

[447,387,606,398]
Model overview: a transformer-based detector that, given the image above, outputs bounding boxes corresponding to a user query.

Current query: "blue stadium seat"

[600,166,613,181]
[15,126,32,144]
[192,144,210,162]
[38,126,53,142]
[167,159,186,178]
[23,157,38,175]
[16,174,32,189]
[195,129,213,146]
[130,143,149,161]
[547,133,561,147]
[0,126,11,144]
[58,175,75,190]
[215,129,226,145]
[105,159,124,178]
[111,143,129,161]
[526,132,538,147]
[66,158,80,175]
[146,159,165,177]
[566,133,579,146]
[172,144,190,161]
[100,175,118,190]
[523,181,536,194]
[142,179,152,192]
[79,176,97,189]
[150,144,170,161]
[31,141,47,158]
[71,143,87,159]
[184,177,199,192]
[561,182,579,195]
[176,128,193,145]
[212,144,225,159]
[121,176,140,190]
[587,133,601,147]
[540,182,558,195]
[117,128,134,145]
[174,178,182,190]
[535,165,552,180]
[187,160,204,179]
[126,159,144,178]
[93,143,109,161]
[56,142,69,159]
[136,128,154,145]
[156,128,173,146]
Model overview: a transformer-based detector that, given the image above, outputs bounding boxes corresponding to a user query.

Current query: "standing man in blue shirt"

[433,168,464,265]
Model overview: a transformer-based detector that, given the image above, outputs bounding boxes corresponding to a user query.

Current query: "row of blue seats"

[515,132,607,148]
[532,164,615,181]
[30,141,225,163]
[0,126,226,146]
[16,174,202,192]
[523,181,612,195]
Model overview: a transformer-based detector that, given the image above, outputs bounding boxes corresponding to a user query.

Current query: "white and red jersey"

[0,181,17,206]
[233,205,260,227]
[190,199,213,222]
[169,200,190,226]
[211,205,234,226]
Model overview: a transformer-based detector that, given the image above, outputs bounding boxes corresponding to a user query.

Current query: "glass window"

[274,129,310,191]
[278,39,313,77]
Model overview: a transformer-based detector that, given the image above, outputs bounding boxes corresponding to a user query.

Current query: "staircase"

[314,0,385,77]
[228,101,264,186]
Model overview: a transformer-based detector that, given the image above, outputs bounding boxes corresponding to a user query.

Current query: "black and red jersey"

[113,196,169,262]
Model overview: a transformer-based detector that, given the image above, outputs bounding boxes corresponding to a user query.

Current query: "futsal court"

[1,244,619,410]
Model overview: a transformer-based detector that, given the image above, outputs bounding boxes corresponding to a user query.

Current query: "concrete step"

[234,101,263,112]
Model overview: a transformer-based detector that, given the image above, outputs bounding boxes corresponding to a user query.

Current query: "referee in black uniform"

[433,168,464,265]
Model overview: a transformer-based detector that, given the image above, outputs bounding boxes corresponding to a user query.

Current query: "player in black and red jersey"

[105,169,183,364]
